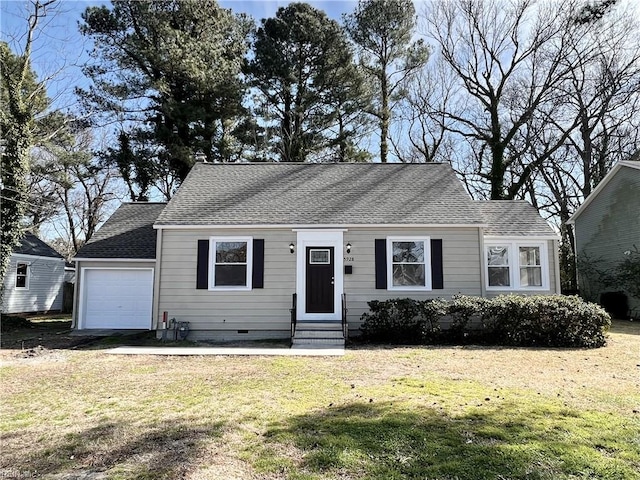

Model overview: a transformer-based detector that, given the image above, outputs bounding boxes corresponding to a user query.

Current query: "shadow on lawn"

[13,419,225,479]
[263,401,637,480]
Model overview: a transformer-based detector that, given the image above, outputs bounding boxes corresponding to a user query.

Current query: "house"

[1,232,65,314]
[568,160,640,316]
[72,163,560,345]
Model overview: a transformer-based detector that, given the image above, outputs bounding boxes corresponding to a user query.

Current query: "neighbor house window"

[16,262,29,289]
[209,237,252,290]
[387,237,431,290]
[485,241,548,290]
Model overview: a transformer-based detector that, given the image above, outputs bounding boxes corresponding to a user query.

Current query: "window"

[209,237,252,290]
[485,241,548,290]
[387,237,431,290]
[519,246,542,287]
[309,249,330,264]
[487,246,510,287]
[16,262,29,289]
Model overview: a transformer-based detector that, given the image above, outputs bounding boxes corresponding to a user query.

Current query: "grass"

[0,320,638,479]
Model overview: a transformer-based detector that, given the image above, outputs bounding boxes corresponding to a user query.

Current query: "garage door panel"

[83,269,153,329]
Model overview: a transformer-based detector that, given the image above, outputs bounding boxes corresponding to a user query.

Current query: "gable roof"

[155,163,486,226]
[75,202,166,259]
[568,160,640,224]
[14,232,63,258]
[478,201,557,237]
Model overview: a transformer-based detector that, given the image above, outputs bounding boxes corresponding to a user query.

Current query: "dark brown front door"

[306,247,334,313]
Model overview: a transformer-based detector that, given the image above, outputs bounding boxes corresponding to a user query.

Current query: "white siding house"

[1,233,65,314]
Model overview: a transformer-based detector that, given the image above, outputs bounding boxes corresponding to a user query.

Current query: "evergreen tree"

[249,2,361,162]
[344,0,428,163]
[79,0,251,182]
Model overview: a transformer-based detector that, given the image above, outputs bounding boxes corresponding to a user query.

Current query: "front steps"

[291,321,345,348]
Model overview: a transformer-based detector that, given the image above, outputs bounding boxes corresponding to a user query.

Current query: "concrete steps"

[292,321,345,348]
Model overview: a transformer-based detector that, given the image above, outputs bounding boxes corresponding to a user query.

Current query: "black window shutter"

[431,239,444,289]
[196,240,209,289]
[252,239,264,289]
[375,239,387,289]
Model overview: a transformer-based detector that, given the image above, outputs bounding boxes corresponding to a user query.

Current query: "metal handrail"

[290,293,297,340]
[341,293,348,342]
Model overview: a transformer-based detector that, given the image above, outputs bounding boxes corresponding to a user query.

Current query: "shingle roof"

[479,201,556,237]
[75,203,166,259]
[155,163,485,226]
[14,232,63,258]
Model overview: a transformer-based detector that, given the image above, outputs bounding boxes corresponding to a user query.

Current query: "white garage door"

[83,269,153,329]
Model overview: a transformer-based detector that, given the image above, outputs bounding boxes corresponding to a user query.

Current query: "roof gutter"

[153,223,489,230]
[73,257,156,262]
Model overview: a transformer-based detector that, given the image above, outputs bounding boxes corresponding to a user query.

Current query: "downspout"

[478,227,487,297]
[151,226,163,332]
[71,259,80,328]
[553,239,562,294]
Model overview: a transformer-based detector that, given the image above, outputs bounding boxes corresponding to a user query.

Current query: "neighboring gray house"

[73,163,560,345]
[2,233,65,314]
[568,160,640,316]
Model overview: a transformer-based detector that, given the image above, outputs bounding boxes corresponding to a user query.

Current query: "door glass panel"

[309,249,330,264]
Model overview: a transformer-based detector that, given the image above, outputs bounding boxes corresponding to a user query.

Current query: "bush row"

[359,294,611,348]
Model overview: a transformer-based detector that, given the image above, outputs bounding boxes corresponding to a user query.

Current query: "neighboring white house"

[2,233,65,314]
[568,160,640,317]
[73,163,560,346]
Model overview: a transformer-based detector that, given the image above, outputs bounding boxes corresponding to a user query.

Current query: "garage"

[81,268,153,329]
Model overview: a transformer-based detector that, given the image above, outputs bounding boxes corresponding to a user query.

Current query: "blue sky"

[0,0,358,112]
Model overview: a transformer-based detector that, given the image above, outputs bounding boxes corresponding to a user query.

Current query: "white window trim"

[15,261,30,290]
[386,236,432,291]
[208,237,253,291]
[484,240,549,291]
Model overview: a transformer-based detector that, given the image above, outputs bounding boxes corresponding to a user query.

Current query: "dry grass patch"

[1,320,638,479]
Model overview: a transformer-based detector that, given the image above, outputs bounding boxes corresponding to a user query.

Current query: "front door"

[305,247,334,313]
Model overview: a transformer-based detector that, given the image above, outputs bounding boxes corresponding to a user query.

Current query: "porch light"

[289,243,295,253]
[346,242,352,253]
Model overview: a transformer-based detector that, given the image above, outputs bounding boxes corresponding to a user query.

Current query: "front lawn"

[1,321,639,479]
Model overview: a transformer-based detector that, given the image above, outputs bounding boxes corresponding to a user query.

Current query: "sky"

[0,0,359,113]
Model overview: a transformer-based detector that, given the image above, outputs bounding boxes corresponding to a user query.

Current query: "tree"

[39,125,120,253]
[344,0,428,163]
[523,1,640,290]
[423,0,584,199]
[78,0,251,183]
[390,59,458,163]
[0,0,56,301]
[249,2,359,162]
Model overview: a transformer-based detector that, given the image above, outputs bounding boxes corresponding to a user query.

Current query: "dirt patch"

[0,320,97,351]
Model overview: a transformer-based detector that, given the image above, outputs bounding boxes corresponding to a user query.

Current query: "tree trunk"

[380,68,389,163]
[489,142,506,200]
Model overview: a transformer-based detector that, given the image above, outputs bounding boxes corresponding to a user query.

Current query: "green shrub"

[482,295,611,348]
[360,298,445,344]
[447,294,487,332]
[359,294,610,348]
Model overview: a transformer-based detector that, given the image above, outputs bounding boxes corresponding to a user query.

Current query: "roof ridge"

[194,162,447,166]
